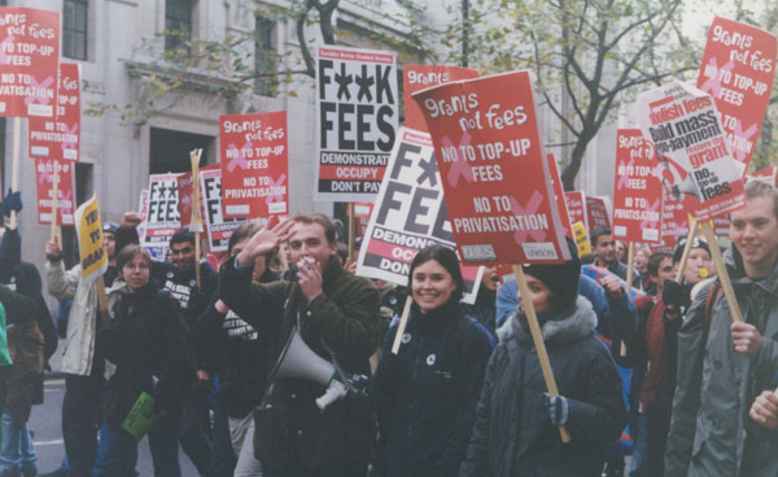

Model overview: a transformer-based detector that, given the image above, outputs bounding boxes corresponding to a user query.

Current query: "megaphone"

[272,329,363,410]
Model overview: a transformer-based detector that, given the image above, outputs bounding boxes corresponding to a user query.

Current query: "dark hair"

[590,227,612,247]
[292,214,337,244]
[116,244,151,271]
[408,245,464,303]
[170,228,195,248]
[647,251,672,277]
[227,221,260,254]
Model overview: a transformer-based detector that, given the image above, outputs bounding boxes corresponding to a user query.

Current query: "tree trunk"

[561,134,594,191]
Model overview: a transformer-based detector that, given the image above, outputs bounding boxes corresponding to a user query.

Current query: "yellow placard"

[572,221,592,257]
[75,195,108,284]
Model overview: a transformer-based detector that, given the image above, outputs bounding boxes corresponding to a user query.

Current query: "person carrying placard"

[666,180,778,477]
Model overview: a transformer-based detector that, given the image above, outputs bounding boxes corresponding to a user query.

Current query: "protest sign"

[35,158,74,225]
[637,80,745,220]
[0,7,59,117]
[75,195,108,285]
[586,196,611,231]
[571,221,592,257]
[220,112,288,219]
[660,186,690,249]
[137,188,149,244]
[143,173,181,261]
[750,165,777,186]
[403,65,479,131]
[352,202,373,238]
[547,153,571,234]
[200,167,242,253]
[697,17,776,171]
[29,62,79,161]
[612,129,663,243]
[355,128,484,304]
[412,71,571,265]
[178,163,217,229]
[565,191,588,230]
[316,46,399,202]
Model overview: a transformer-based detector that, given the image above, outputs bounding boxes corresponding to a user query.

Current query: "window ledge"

[122,58,243,97]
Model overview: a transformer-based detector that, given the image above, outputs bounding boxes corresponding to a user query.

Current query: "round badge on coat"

[401,333,412,344]
[190,280,197,287]
[426,354,436,366]
[167,272,174,279]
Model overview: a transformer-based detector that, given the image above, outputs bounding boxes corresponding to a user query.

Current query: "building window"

[63,0,88,61]
[165,0,193,52]
[254,17,277,96]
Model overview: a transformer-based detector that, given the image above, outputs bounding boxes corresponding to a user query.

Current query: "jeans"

[229,415,263,477]
[91,424,137,477]
[0,411,36,476]
[628,413,648,476]
[62,373,102,477]
[148,414,183,477]
[209,384,236,477]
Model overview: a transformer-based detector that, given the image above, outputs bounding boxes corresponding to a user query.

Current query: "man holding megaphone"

[219,214,381,477]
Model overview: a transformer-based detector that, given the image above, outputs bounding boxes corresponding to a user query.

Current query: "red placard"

[586,196,611,231]
[412,71,571,265]
[612,129,663,243]
[661,186,690,249]
[749,165,778,186]
[29,63,79,161]
[352,201,373,237]
[403,65,479,131]
[547,153,571,235]
[697,17,777,172]
[0,8,59,117]
[35,157,74,225]
[565,191,588,229]
[219,112,288,220]
[177,163,216,229]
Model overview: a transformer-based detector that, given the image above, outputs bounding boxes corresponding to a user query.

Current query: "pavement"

[31,374,200,476]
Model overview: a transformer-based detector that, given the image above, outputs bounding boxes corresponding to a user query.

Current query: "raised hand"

[236,218,294,267]
[297,256,323,302]
[46,239,63,261]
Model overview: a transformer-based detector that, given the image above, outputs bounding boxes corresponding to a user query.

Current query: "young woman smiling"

[373,245,494,477]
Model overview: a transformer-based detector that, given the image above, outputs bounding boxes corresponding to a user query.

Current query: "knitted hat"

[672,237,710,264]
[523,239,581,310]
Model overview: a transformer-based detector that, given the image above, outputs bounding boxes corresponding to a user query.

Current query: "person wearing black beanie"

[461,243,626,477]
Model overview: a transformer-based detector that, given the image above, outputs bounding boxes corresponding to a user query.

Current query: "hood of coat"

[511,296,597,347]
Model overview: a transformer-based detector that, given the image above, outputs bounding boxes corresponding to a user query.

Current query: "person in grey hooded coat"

[666,180,778,477]
[459,247,625,477]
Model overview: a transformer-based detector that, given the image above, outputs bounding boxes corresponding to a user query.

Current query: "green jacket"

[666,247,778,477]
[220,256,381,473]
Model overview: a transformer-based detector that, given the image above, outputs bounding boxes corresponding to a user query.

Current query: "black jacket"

[219,255,381,474]
[374,300,494,477]
[100,283,195,427]
[195,269,279,418]
[459,297,626,477]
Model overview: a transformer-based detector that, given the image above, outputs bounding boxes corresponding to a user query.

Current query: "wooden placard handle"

[347,202,356,263]
[699,220,742,322]
[675,214,699,283]
[391,296,413,355]
[9,118,21,229]
[514,265,572,443]
[620,242,634,357]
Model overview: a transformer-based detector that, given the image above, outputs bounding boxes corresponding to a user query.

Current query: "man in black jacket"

[220,214,381,477]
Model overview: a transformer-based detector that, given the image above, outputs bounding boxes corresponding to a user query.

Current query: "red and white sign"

[660,187,690,249]
[586,196,611,231]
[0,7,59,117]
[316,45,399,202]
[638,80,745,220]
[29,62,79,161]
[612,129,663,243]
[35,158,74,225]
[403,64,478,131]
[200,167,243,253]
[697,17,776,172]
[177,164,216,229]
[749,165,778,186]
[355,128,483,304]
[352,201,373,237]
[412,71,571,265]
[565,191,588,230]
[220,112,288,220]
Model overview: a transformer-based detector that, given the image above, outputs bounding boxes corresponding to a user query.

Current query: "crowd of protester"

[0,179,777,477]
